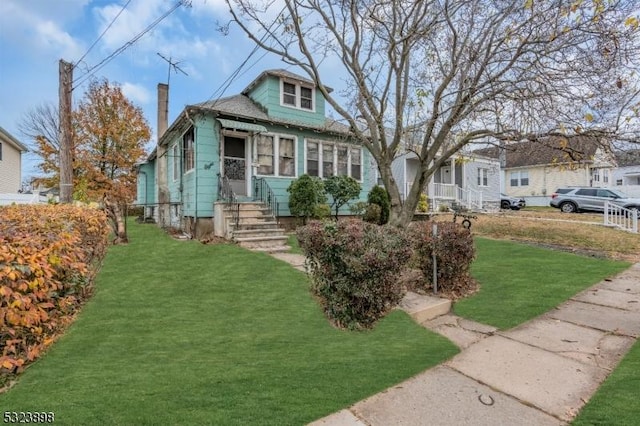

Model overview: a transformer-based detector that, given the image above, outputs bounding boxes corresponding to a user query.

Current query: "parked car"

[550,187,640,213]
[501,193,526,210]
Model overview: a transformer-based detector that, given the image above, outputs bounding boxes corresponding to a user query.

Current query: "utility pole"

[59,59,73,203]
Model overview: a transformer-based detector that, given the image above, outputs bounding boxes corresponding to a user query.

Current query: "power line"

[74,0,133,68]
[73,0,189,89]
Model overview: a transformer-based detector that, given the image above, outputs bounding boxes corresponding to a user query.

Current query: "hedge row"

[0,205,109,379]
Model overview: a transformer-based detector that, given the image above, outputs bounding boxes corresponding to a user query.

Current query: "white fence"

[432,183,483,210]
[604,201,638,233]
[0,193,48,206]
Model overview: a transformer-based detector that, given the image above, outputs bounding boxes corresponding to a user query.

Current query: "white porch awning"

[217,118,267,133]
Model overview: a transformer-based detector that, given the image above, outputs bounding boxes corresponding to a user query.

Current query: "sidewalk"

[270,253,640,425]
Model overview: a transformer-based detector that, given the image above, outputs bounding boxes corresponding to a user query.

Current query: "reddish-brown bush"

[409,221,477,298]
[0,204,109,379]
[297,219,412,329]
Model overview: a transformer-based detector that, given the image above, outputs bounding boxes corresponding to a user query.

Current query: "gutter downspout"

[185,108,197,238]
[138,170,147,216]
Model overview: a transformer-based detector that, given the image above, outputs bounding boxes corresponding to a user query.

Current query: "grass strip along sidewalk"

[0,223,457,425]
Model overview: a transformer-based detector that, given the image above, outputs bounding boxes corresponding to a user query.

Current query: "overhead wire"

[74,0,133,68]
[73,0,186,89]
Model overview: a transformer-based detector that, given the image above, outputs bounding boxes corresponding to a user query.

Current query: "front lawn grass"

[287,232,302,254]
[455,237,630,329]
[0,223,458,425]
[572,338,640,425]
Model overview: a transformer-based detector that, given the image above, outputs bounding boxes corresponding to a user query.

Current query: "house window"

[281,79,314,111]
[282,82,296,106]
[0,142,3,161]
[477,168,488,187]
[257,135,275,175]
[592,168,600,183]
[351,148,361,180]
[183,127,194,172]
[307,142,319,176]
[279,137,295,177]
[172,144,179,181]
[510,170,529,186]
[603,169,609,184]
[255,134,296,177]
[306,140,363,181]
[616,179,623,186]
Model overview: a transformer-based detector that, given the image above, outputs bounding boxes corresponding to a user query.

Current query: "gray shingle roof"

[192,94,350,135]
[242,69,333,94]
[474,136,602,168]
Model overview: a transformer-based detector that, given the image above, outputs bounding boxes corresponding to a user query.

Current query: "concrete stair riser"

[236,236,290,249]
[232,229,286,239]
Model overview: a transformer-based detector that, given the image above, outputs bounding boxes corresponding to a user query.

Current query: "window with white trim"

[255,134,297,177]
[592,168,600,183]
[477,168,488,187]
[306,140,362,181]
[603,169,609,184]
[510,170,528,186]
[172,144,179,181]
[281,79,314,111]
[183,127,194,172]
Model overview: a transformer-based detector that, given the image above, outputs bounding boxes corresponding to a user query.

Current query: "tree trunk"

[103,195,128,244]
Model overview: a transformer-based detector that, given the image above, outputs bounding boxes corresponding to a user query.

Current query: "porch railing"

[432,183,483,210]
[217,173,240,228]
[604,201,638,233]
[252,176,280,223]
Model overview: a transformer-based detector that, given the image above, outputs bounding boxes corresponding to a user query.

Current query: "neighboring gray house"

[0,126,28,193]
[612,149,640,197]
[391,149,501,211]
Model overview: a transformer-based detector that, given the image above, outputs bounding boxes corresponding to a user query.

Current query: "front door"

[223,136,247,196]
[440,165,452,184]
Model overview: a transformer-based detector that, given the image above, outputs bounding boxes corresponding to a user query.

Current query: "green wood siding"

[136,162,156,205]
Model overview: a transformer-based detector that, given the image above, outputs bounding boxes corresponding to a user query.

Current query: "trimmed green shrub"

[324,175,361,220]
[363,204,382,223]
[287,174,327,224]
[312,203,331,219]
[409,221,476,298]
[367,185,390,224]
[349,201,368,216]
[297,220,412,330]
[417,194,429,213]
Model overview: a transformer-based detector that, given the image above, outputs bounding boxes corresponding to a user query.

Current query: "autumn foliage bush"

[409,221,477,298]
[297,220,412,330]
[0,204,109,382]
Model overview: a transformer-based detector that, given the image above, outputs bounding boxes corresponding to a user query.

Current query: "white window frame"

[510,170,529,187]
[477,168,488,187]
[253,133,298,178]
[280,78,315,112]
[304,139,363,182]
[172,144,179,181]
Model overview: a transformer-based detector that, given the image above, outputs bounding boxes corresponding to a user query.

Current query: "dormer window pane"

[300,86,313,110]
[283,82,296,106]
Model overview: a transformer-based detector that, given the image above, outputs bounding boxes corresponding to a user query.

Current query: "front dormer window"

[281,79,314,111]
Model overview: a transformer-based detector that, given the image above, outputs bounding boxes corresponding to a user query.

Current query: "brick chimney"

[157,83,170,227]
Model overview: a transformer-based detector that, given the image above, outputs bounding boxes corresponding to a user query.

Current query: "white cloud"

[190,0,229,16]
[121,82,152,105]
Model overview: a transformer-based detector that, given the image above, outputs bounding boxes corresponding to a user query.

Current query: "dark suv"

[550,187,640,213]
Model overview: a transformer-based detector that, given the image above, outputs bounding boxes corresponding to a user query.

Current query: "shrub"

[287,174,327,224]
[297,220,412,329]
[367,185,390,224]
[363,204,382,223]
[312,203,331,220]
[349,201,368,217]
[417,194,429,213]
[324,175,361,220]
[0,204,109,381]
[409,221,477,298]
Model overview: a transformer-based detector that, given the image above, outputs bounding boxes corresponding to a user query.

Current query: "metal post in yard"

[432,222,438,295]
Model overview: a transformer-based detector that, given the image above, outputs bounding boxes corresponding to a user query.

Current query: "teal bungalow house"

[136,69,376,249]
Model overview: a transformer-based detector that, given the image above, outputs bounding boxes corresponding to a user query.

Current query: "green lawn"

[0,223,458,425]
[572,338,640,425]
[287,233,302,254]
[454,237,630,329]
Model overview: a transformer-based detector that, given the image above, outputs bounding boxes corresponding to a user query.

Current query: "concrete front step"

[235,235,290,249]
[224,208,272,218]
[229,221,280,230]
[398,291,452,323]
[225,214,275,224]
[232,228,286,239]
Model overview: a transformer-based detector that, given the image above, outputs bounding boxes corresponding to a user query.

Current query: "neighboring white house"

[612,149,640,197]
[391,148,501,211]
[0,126,28,193]
[474,136,616,206]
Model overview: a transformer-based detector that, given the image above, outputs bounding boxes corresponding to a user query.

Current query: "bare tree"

[226,0,640,225]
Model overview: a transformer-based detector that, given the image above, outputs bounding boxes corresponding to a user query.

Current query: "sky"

[0,0,345,184]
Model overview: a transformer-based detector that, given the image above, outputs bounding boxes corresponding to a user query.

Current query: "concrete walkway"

[268,252,640,425]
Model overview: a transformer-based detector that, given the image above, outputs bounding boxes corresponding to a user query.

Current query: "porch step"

[225,214,274,224]
[232,228,286,239]
[235,235,290,250]
[224,207,272,218]
[229,221,280,230]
